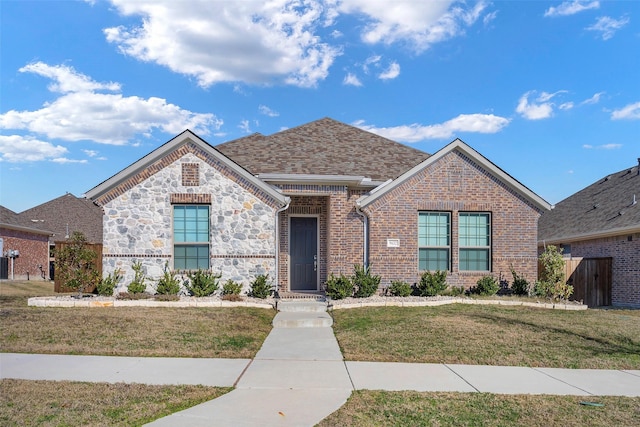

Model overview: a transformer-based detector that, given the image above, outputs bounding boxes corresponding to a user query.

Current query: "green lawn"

[331,304,640,369]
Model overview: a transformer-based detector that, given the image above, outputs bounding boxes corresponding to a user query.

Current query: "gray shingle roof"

[18,193,103,243]
[0,205,53,235]
[538,164,640,242]
[216,117,430,181]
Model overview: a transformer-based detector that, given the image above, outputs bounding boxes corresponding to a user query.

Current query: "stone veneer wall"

[101,152,278,294]
[363,151,544,289]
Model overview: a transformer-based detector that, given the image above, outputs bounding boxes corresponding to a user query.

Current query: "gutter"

[273,197,291,297]
[355,204,369,268]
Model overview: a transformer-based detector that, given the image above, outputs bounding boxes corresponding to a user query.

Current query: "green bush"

[510,265,530,296]
[97,269,122,296]
[536,245,573,301]
[156,263,181,295]
[325,273,353,300]
[222,279,243,295]
[127,261,147,294]
[388,280,412,297]
[248,274,272,299]
[352,264,381,298]
[474,275,500,296]
[55,231,100,295]
[443,285,465,297]
[184,270,221,297]
[415,270,448,296]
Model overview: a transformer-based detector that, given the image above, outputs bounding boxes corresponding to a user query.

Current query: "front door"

[290,216,318,291]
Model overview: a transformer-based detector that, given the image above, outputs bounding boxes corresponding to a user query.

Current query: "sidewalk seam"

[343,361,356,390]
[443,364,480,393]
[233,359,254,388]
[532,368,594,395]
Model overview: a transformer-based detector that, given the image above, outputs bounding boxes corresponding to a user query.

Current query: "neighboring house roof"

[85,130,289,208]
[538,163,640,243]
[0,205,53,236]
[17,193,103,243]
[357,138,552,212]
[217,117,430,181]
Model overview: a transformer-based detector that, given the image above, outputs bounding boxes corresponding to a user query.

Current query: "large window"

[458,212,491,271]
[173,205,210,270]
[418,212,450,271]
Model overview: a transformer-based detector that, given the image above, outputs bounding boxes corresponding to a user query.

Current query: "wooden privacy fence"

[53,242,103,293]
[540,257,612,307]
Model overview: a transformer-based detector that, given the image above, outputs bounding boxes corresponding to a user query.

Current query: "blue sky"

[1,0,638,213]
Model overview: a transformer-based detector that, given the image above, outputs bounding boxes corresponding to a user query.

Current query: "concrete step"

[277,300,328,313]
[272,312,333,328]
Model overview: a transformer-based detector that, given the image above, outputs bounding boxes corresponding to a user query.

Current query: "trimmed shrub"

[222,279,243,296]
[184,270,221,297]
[415,270,448,296]
[352,264,381,298]
[248,274,272,299]
[510,266,530,296]
[388,280,412,297]
[325,273,353,300]
[127,261,147,294]
[97,269,122,296]
[474,275,500,296]
[156,263,181,295]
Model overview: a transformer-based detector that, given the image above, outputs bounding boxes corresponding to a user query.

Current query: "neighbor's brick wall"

[567,234,640,307]
[0,228,49,280]
[363,151,544,289]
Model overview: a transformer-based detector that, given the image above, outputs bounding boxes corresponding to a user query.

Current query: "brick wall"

[567,233,640,307]
[363,151,543,289]
[0,228,49,280]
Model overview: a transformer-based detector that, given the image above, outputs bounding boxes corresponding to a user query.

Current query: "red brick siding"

[563,234,639,307]
[0,228,49,280]
[363,151,542,289]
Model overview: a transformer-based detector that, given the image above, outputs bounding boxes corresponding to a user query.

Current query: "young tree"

[55,231,100,295]
[535,245,573,301]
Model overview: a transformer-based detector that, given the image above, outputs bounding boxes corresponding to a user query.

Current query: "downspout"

[355,205,369,269]
[274,197,291,298]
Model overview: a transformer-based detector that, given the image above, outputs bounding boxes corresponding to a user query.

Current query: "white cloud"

[238,120,251,133]
[581,92,604,105]
[0,134,69,163]
[611,102,640,120]
[51,157,89,164]
[586,15,629,40]
[0,62,221,145]
[378,62,400,80]
[82,149,99,157]
[559,102,574,110]
[339,0,488,53]
[516,90,567,120]
[354,114,510,142]
[583,143,622,149]
[483,10,498,26]
[259,105,280,117]
[104,0,340,88]
[343,73,363,87]
[544,1,599,17]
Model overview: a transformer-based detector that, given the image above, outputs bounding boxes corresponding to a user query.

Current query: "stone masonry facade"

[362,151,544,289]
[568,234,640,307]
[99,149,279,294]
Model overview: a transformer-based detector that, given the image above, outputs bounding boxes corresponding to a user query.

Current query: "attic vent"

[182,163,200,186]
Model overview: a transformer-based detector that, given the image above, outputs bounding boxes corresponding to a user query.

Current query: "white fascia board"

[86,130,288,206]
[357,139,552,212]
[257,173,382,187]
[538,225,640,245]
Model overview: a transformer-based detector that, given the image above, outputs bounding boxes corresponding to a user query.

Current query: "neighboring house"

[85,118,550,294]
[0,206,52,280]
[17,193,104,280]
[538,162,640,307]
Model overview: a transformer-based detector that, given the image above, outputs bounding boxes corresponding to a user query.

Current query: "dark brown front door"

[290,217,318,291]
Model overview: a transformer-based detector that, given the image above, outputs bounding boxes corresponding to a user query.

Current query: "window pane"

[418,212,450,247]
[174,244,209,270]
[174,205,209,243]
[419,248,449,271]
[459,249,489,271]
[459,213,490,247]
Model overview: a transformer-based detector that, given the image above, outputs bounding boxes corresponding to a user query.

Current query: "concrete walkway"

[2,300,639,426]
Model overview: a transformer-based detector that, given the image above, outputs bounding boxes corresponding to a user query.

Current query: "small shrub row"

[325,265,381,300]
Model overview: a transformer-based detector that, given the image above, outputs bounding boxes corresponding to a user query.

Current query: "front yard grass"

[331,304,640,369]
[0,379,229,426]
[1,281,275,358]
[319,391,640,427]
